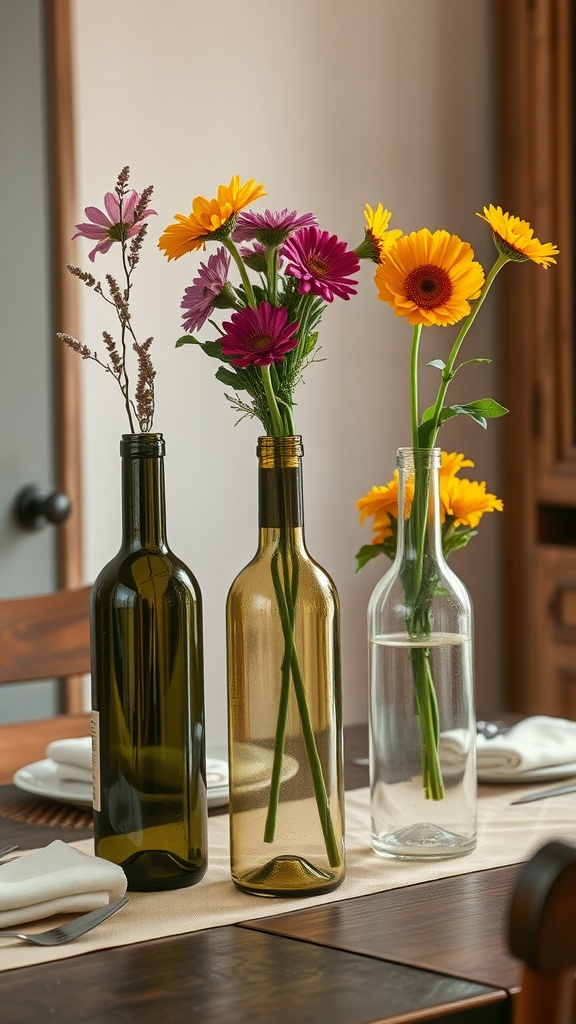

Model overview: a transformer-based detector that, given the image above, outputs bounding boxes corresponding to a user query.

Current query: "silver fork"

[0,844,19,859]
[0,896,128,945]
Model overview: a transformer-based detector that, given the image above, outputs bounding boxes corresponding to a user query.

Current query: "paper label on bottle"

[90,710,101,812]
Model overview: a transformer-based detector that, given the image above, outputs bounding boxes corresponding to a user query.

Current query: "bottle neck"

[396,447,444,566]
[257,435,305,549]
[120,433,168,549]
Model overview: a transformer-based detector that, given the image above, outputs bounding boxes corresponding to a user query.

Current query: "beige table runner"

[2,783,576,973]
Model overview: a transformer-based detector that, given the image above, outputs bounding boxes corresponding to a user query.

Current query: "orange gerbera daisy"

[374,229,485,327]
[356,204,403,264]
[356,470,416,544]
[477,205,559,268]
[440,451,475,481]
[159,176,266,261]
[442,475,503,529]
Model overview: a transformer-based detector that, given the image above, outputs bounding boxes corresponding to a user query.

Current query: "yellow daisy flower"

[374,229,485,327]
[477,205,559,268]
[357,470,417,544]
[159,176,266,261]
[357,203,403,264]
[442,475,503,529]
[440,451,475,480]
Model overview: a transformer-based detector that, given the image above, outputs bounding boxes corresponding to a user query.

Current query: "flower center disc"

[252,333,271,351]
[405,263,452,308]
[307,256,329,279]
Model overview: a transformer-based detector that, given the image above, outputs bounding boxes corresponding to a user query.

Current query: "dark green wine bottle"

[91,433,207,891]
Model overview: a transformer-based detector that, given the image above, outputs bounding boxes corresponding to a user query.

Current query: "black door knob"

[15,485,72,530]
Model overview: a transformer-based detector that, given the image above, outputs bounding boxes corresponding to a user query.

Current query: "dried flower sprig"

[58,166,157,433]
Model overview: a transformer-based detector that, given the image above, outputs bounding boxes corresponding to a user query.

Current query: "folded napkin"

[0,840,127,928]
[46,737,92,785]
[46,737,229,791]
[476,715,576,780]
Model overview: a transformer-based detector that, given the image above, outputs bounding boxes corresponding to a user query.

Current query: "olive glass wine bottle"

[226,435,345,897]
[91,433,207,891]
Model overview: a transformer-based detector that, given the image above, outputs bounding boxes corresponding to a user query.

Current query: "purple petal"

[103,192,121,222]
[84,206,111,227]
[122,190,139,222]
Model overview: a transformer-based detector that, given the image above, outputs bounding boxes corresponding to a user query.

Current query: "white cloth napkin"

[45,737,229,791]
[0,841,127,928]
[476,715,576,779]
[46,737,92,785]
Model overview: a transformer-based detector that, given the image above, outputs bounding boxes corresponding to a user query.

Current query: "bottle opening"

[257,435,303,468]
[121,433,165,458]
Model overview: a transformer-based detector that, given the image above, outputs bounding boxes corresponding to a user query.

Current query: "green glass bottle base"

[121,849,207,892]
[234,854,342,898]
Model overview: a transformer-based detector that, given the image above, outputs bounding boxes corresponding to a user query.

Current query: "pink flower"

[283,226,360,302]
[181,247,231,333]
[221,302,299,368]
[73,190,156,262]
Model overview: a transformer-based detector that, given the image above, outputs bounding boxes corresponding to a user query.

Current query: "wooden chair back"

[0,586,92,783]
[509,839,576,1024]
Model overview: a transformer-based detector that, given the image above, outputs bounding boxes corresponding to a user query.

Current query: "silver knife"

[511,781,576,804]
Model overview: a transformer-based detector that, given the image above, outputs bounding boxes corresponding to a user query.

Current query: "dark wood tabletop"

[0,724,520,1023]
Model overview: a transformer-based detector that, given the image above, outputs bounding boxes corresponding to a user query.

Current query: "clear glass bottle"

[368,447,477,860]
[226,435,345,896]
[91,433,207,891]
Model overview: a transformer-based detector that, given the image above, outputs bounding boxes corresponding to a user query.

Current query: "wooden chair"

[0,586,92,783]
[509,839,576,1024]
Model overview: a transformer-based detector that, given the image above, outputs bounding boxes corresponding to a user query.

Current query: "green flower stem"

[403,257,511,800]
[403,455,444,801]
[266,247,279,306]
[260,365,285,436]
[222,237,257,309]
[410,324,423,448]
[265,537,341,867]
[264,547,294,841]
[264,539,297,842]
[269,365,296,435]
[426,253,509,446]
[293,295,314,365]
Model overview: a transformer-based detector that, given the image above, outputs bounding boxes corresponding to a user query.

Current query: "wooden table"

[0,725,523,1023]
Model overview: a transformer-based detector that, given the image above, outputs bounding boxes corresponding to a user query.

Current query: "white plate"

[478,761,576,785]
[13,753,230,810]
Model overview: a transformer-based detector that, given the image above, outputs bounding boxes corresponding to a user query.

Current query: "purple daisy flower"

[181,247,231,333]
[73,189,156,262]
[283,226,360,302]
[221,302,299,368]
[233,208,317,246]
[239,242,285,274]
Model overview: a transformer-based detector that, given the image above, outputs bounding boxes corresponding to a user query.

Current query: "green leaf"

[301,331,319,358]
[355,543,389,572]
[417,413,436,446]
[442,527,478,555]
[462,398,508,418]
[436,397,509,432]
[455,357,492,369]
[201,340,227,360]
[216,367,248,391]
[175,335,200,348]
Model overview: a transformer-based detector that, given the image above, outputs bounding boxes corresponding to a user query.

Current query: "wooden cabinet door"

[498,0,576,711]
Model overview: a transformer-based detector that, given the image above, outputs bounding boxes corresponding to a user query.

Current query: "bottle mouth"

[120,433,165,458]
[257,435,303,468]
[397,447,440,470]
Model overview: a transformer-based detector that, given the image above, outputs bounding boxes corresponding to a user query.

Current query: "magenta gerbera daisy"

[73,189,156,262]
[181,247,231,333]
[283,226,360,302]
[233,209,317,247]
[221,302,299,368]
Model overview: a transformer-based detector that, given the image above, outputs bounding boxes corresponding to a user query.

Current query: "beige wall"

[70,0,500,745]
